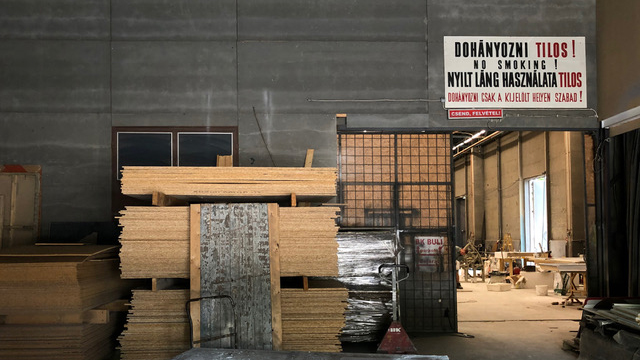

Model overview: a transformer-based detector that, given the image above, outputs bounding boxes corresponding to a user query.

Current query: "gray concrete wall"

[0,0,597,240]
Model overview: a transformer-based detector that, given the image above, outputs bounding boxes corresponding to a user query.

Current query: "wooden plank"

[82,309,109,324]
[268,204,282,351]
[97,299,129,312]
[304,149,314,168]
[152,191,188,206]
[290,193,297,207]
[216,155,233,167]
[189,204,201,348]
[299,152,313,206]
[0,244,118,258]
[0,195,3,248]
[9,175,17,247]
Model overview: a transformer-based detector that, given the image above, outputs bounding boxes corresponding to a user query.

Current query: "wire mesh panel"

[338,134,396,228]
[338,132,455,332]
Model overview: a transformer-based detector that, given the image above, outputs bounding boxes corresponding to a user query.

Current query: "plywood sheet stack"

[279,207,340,277]
[0,245,128,360]
[118,206,190,279]
[120,166,337,201]
[281,288,348,352]
[118,289,190,360]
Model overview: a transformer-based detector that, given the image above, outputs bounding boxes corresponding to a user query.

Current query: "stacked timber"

[118,289,190,360]
[0,245,128,360]
[120,166,337,201]
[281,288,348,352]
[0,320,120,360]
[279,207,340,277]
[118,206,190,279]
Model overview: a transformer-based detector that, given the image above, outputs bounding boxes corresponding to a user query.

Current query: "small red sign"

[448,109,503,119]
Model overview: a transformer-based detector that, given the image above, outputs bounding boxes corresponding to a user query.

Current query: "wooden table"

[536,259,587,307]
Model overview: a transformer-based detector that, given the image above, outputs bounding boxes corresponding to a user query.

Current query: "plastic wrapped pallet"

[334,231,395,343]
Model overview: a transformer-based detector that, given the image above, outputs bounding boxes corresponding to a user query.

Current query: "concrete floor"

[410,281,582,360]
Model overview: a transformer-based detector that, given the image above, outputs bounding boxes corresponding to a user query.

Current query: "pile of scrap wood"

[0,245,128,360]
[118,289,190,360]
[118,206,190,279]
[120,166,337,201]
[281,288,348,352]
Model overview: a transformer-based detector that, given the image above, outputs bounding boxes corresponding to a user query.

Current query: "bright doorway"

[524,175,548,253]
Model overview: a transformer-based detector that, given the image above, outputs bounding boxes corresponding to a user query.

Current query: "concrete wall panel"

[111,41,237,113]
[597,0,640,119]
[428,0,594,38]
[548,131,568,241]
[483,143,499,244]
[238,0,426,41]
[112,113,237,127]
[454,159,466,198]
[0,41,110,113]
[521,131,546,179]
[346,114,429,129]
[238,113,337,168]
[112,0,237,40]
[0,113,111,238]
[238,41,427,115]
[0,0,109,40]
[499,133,521,245]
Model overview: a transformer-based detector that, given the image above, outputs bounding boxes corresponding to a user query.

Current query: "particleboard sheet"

[0,318,119,360]
[120,166,337,202]
[118,206,190,279]
[118,289,190,360]
[0,245,126,312]
[0,245,127,360]
[281,288,348,353]
[279,207,340,277]
[198,203,273,350]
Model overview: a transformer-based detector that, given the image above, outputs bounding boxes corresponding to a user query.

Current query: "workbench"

[536,258,587,306]
[493,252,549,276]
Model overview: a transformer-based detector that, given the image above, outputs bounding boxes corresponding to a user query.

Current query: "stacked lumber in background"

[0,245,129,360]
[279,207,340,277]
[118,289,190,360]
[118,206,190,279]
[120,166,337,201]
[281,288,348,352]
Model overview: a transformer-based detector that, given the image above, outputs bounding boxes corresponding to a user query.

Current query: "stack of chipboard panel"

[0,245,128,360]
[278,207,340,277]
[118,206,190,279]
[118,289,190,360]
[280,288,348,352]
[120,166,337,202]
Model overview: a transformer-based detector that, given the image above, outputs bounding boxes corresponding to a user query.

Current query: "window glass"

[117,132,172,179]
[178,132,233,166]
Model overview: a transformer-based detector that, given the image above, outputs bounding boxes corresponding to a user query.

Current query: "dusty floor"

[410,280,583,360]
